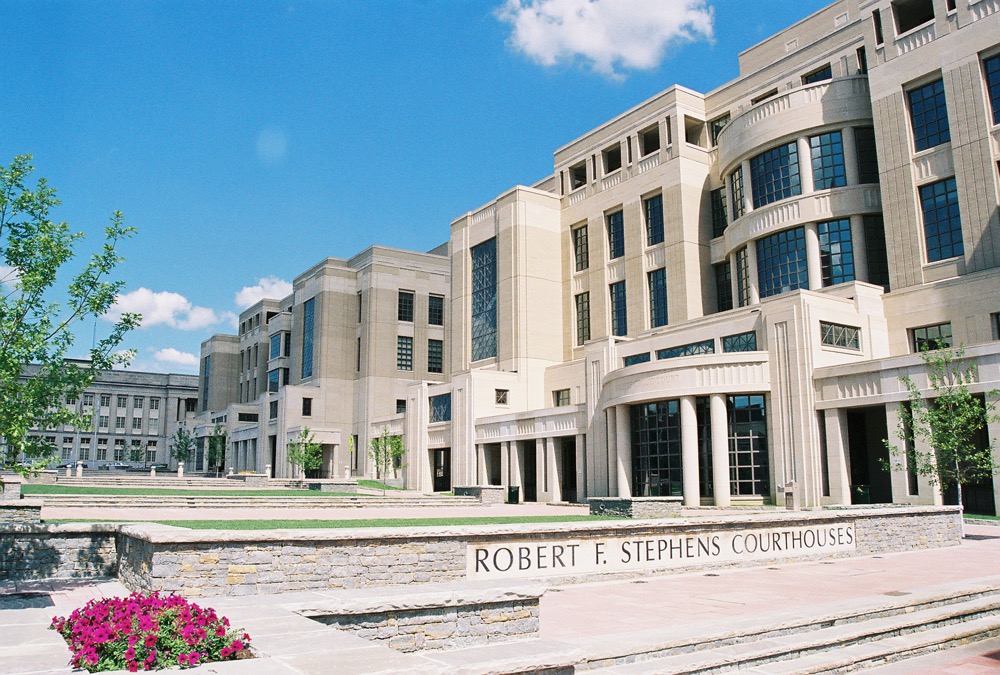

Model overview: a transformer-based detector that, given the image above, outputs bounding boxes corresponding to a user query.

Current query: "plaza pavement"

[2,508,999,673]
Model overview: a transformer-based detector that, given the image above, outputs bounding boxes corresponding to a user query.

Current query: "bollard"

[65,466,72,478]
[178,461,184,478]
[150,467,156,477]
[76,463,83,478]
[784,481,801,511]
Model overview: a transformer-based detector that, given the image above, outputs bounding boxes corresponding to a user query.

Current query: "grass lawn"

[22,484,360,498]
[965,513,1000,520]
[46,515,617,529]
[357,479,404,491]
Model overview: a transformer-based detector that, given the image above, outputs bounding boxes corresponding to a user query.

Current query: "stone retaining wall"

[454,486,505,505]
[0,476,22,501]
[302,586,542,652]
[0,523,118,582]
[589,497,683,518]
[113,506,961,597]
[0,500,42,525]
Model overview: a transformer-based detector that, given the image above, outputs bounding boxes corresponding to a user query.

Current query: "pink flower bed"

[50,592,252,672]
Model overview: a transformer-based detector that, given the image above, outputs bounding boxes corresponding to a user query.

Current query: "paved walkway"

[3,521,999,674]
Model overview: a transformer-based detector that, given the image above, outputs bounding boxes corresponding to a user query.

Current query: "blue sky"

[1,0,832,373]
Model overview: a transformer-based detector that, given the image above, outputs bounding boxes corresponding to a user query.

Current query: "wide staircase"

[569,577,1000,673]
[35,475,479,509]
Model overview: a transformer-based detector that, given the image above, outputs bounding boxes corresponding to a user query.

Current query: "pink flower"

[230,640,244,652]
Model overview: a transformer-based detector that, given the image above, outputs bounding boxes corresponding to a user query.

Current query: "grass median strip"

[23,485,360,497]
[46,515,617,529]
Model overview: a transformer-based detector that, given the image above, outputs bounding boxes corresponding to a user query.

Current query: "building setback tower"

[197,0,1000,514]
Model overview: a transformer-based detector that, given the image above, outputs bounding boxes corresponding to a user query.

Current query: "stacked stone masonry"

[311,600,540,652]
[0,524,117,582]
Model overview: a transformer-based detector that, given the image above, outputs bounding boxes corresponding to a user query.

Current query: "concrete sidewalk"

[2,523,998,674]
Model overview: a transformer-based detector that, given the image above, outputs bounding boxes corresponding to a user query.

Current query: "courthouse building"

[196,0,1000,514]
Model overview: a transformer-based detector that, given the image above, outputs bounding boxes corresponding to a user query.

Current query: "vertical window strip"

[756,226,808,298]
[301,297,315,379]
[986,55,1000,125]
[644,194,664,246]
[711,188,728,238]
[397,335,413,371]
[908,79,951,151]
[470,238,498,361]
[572,225,589,272]
[736,247,750,307]
[854,127,879,184]
[607,210,625,259]
[609,281,627,337]
[818,218,855,286]
[730,167,745,220]
[647,268,668,328]
[575,292,591,346]
[715,262,733,312]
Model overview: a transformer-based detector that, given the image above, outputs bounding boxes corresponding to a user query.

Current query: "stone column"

[745,243,761,305]
[606,407,618,496]
[575,433,588,503]
[884,403,915,503]
[615,405,632,498]
[680,396,700,507]
[476,444,487,486]
[841,126,859,186]
[914,432,944,506]
[805,222,823,290]
[536,438,547,499]
[500,441,510,488]
[710,393,731,507]
[797,137,814,194]
[177,462,184,478]
[988,393,1000,517]
[547,437,562,503]
[824,408,852,505]
[740,159,753,215]
[849,215,868,284]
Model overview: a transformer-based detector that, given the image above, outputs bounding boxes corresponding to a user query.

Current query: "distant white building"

[197,0,1000,515]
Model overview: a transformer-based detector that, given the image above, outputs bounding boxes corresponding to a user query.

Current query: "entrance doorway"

[268,435,277,478]
[846,407,892,504]
[484,444,501,485]
[432,448,451,492]
[521,442,537,502]
[559,437,577,503]
[943,414,996,515]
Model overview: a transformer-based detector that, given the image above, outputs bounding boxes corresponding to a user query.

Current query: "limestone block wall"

[0,523,118,582]
[0,501,41,524]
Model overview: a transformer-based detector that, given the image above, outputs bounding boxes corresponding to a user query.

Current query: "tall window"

[606,210,625,259]
[711,188,728,238]
[715,262,733,312]
[267,369,279,393]
[397,290,414,322]
[908,79,950,151]
[647,268,668,328]
[730,167,745,220]
[201,355,210,411]
[471,238,497,361]
[709,114,730,146]
[397,336,413,371]
[575,292,591,346]
[810,131,846,190]
[757,227,808,298]
[609,281,627,337]
[863,215,890,290]
[631,400,682,497]
[818,219,855,286]
[428,295,444,326]
[735,247,750,307]
[728,395,769,496]
[985,54,1000,125]
[644,194,664,246]
[429,393,451,423]
[428,339,443,374]
[854,127,879,184]
[572,224,589,271]
[919,177,963,262]
[269,333,281,359]
[750,142,801,208]
[301,297,315,379]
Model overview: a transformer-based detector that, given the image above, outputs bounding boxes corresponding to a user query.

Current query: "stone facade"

[454,486,505,505]
[0,523,117,582]
[0,476,22,501]
[0,501,42,525]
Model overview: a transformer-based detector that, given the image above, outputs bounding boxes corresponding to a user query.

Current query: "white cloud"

[0,265,20,287]
[497,0,713,78]
[235,276,293,308]
[256,127,288,164]
[106,288,232,331]
[153,348,199,367]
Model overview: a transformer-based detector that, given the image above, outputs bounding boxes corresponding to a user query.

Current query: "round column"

[797,137,814,195]
[680,396,700,507]
[805,222,823,290]
[841,126,859,186]
[710,393,731,507]
[615,405,632,498]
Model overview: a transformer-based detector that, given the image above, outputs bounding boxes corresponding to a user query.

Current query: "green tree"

[888,345,999,531]
[287,427,323,478]
[169,427,195,465]
[368,427,406,491]
[206,423,227,476]
[0,155,139,477]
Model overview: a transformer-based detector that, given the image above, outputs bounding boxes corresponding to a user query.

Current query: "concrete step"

[582,585,1000,674]
[36,494,481,509]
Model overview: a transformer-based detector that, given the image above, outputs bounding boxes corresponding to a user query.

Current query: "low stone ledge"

[297,583,544,652]
[225,473,269,488]
[589,496,683,518]
[454,485,504,506]
[306,479,359,494]
[0,475,23,501]
[0,522,119,582]
[0,499,43,524]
